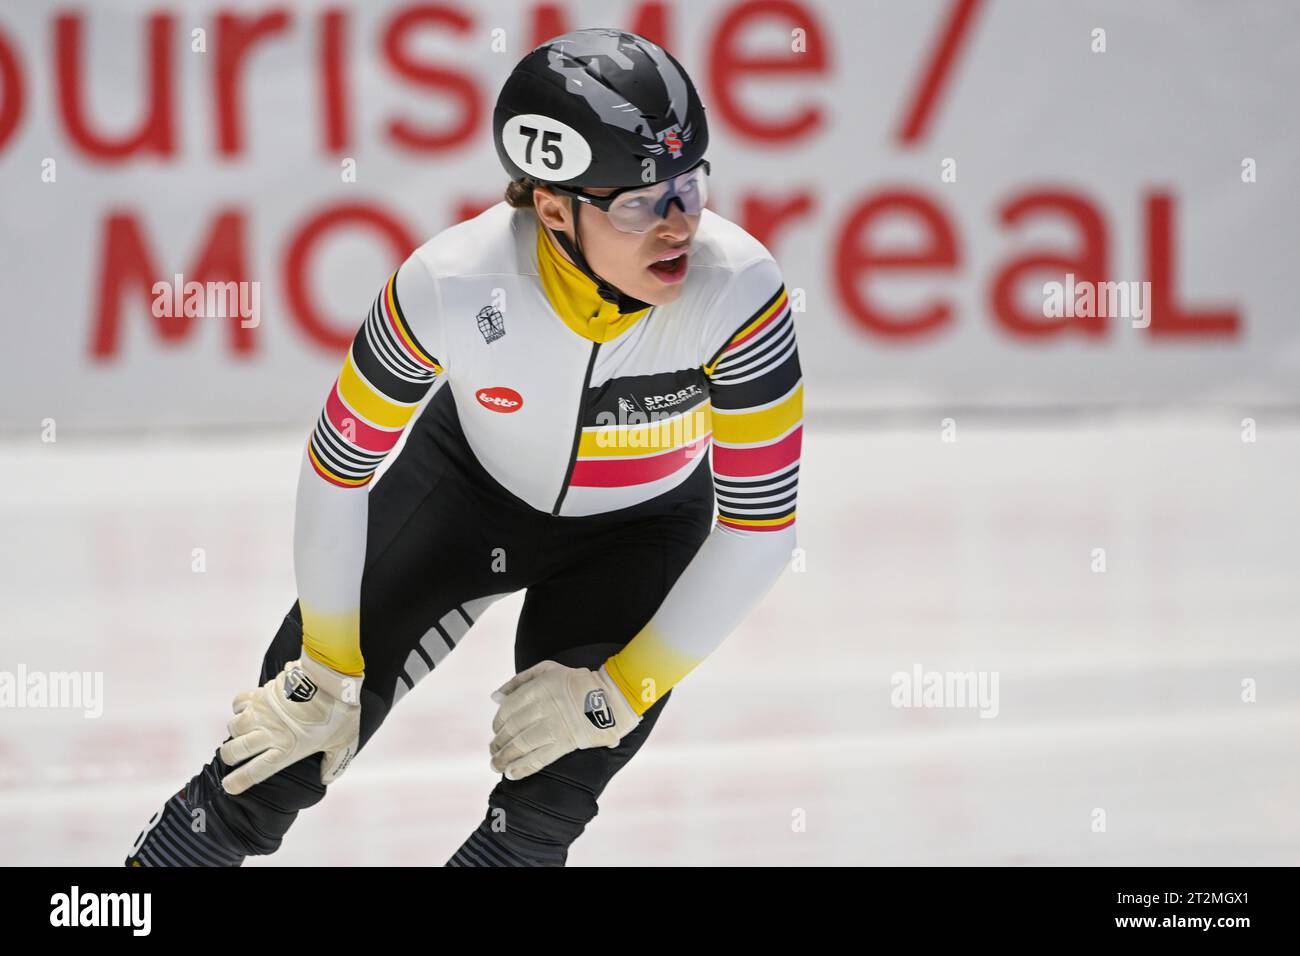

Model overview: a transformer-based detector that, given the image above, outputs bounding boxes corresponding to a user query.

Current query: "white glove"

[489,660,641,781]
[220,652,363,796]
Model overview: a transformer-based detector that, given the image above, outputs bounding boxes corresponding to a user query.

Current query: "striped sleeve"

[306,266,443,488]
[294,255,445,676]
[705,281,801,533]
[602,256,802,715]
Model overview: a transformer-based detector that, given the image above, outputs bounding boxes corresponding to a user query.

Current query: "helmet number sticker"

[521,127,562,169]
[503,114,592,181]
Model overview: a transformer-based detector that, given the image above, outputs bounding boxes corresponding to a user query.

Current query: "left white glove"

[489,660,641,780]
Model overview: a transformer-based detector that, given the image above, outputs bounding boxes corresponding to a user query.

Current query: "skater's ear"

[533,185,572,233]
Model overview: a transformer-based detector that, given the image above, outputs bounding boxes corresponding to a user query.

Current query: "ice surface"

[2,413,1297,865]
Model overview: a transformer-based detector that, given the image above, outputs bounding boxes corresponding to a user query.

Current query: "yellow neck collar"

[535,223,650,343]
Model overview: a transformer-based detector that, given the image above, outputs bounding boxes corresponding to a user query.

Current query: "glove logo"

[583,689,615,730]
[284,666,318,703]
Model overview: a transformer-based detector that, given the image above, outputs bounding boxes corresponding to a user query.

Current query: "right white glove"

[220,652,363,796]
[488,660,641,781]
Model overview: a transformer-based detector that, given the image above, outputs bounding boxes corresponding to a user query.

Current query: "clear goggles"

[550,160,711,234]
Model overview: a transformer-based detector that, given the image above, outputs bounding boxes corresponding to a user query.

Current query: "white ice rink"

[2,413,1298,866]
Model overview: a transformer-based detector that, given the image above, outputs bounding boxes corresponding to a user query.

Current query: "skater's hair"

[504,178,536,209]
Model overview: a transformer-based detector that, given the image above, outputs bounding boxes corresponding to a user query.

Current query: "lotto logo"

[476,387,524,413]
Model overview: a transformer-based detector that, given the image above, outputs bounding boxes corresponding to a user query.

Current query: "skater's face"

[533,184,699,306]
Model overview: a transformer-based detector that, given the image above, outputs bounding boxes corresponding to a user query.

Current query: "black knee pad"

[448,644,674,866]
[206,746,329,857]
[448,767,598,866]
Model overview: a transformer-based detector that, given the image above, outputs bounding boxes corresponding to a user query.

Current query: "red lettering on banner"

[215,10,292,157]
[991,190,1107,338]
[92,211,252,359]
[383,6,480,152]
[5,3,1243,360]
[284,204,417,352]
[897,0,984,145]
[529,2,671,48]
[320,9,350,152]
[0,25,24,150]
[56,13,175,160]
[452,197,500,224]
[709,0,827,143]
[834,190,959,338]
[739,192,815,254]
[1146,192,1239,338]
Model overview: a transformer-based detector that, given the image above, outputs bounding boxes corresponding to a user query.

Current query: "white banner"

[1,0,1296,430]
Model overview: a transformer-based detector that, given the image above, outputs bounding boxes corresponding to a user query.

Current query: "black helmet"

[494,28,709,188]
[493,29,709,313]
